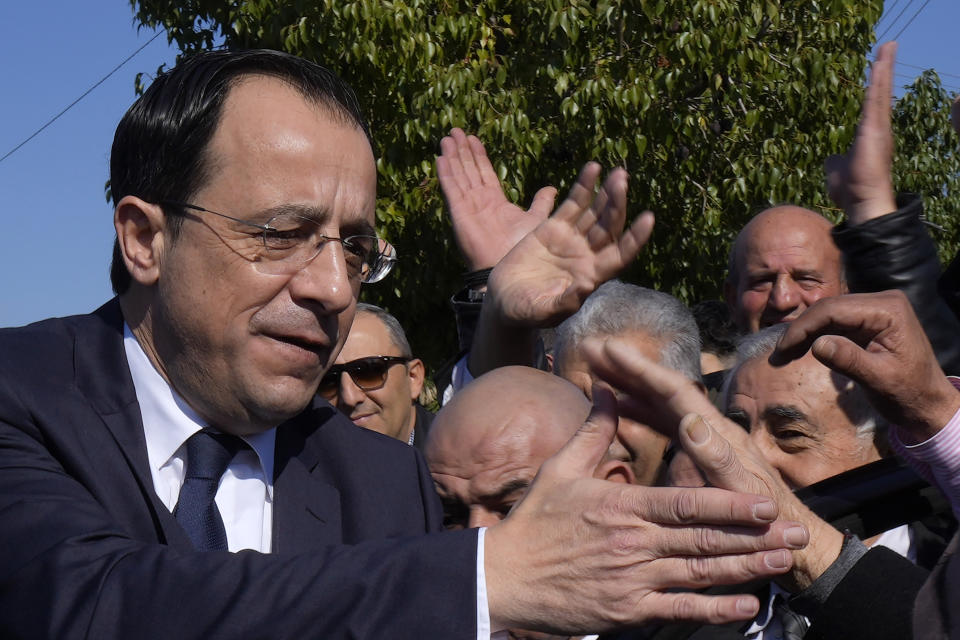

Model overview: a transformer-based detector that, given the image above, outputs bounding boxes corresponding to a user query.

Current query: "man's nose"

[468,507,504,529]
[286,241,355,315]
[768,275,800,311]
[338,371,368,409]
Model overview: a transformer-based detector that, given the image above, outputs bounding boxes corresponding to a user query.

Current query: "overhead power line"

[876,0,920,41]
[0,30,164,166]
[890,0,934,41]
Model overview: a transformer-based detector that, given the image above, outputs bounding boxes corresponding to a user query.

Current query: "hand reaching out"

[437,128,557,271]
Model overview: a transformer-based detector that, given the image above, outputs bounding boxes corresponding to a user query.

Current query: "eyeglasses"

[161,201,397,283]
[317,356,411,398]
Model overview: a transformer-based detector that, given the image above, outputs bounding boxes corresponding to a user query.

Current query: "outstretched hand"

[484,385,807,633]
[486,163,654,328]
[582,339,845,592]
[772,290,960,442]
[824,41,898,224]
[437,128,557,271]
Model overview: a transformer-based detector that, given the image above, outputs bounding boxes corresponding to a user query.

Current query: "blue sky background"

[1,2,958,327]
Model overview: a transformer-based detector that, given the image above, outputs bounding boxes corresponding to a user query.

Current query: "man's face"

[558,330,671,486]
[726,207,845,333]
[725,352,881,489]
[148,75,377,434]
[322,312,424,442]
[427,415,570,530]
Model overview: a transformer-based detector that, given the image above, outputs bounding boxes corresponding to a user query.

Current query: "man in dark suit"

[0,49,808,639]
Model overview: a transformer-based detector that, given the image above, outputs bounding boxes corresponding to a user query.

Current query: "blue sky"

[1,2,958,327]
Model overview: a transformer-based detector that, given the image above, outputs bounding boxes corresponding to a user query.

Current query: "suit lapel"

[272,403,344,553]
[73,300,192,549]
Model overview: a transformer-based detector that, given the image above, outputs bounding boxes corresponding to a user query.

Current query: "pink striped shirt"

[891,376,960,520]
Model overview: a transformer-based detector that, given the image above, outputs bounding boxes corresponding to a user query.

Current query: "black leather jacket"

[832,194,960,376]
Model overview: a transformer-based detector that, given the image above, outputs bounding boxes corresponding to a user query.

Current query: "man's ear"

[592,458,635,485]
[545,352,554,372]
[407,358,426,401]
[114,196,167,287]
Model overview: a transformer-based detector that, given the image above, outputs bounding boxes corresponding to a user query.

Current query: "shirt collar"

[123,324,276,496]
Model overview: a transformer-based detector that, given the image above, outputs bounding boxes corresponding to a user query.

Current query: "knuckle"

[672,490,699,523]
[695,526,722,553]
[687,555,715,584]
[671,594,699,621]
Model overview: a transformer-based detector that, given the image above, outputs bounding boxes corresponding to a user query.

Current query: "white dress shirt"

[125,326,495,636]
[124,325,275,553]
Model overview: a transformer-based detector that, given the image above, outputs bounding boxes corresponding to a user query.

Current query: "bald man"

[427,366,634,531]
[724,205,846,334]
[427,366,634,640]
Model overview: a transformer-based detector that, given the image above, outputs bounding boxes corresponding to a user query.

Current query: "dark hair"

[109,49,371,294]
[691,300,738,357]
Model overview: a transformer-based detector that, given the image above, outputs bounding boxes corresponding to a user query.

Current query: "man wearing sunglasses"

[319,303,433,450]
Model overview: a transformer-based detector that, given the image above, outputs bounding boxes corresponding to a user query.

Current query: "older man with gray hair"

[553,280,702,486]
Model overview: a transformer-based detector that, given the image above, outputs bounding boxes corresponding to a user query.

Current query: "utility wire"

[0,30,164,166]
[890,0,933,41]
[877,0,919,40]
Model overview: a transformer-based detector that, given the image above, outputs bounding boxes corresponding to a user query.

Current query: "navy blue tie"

[174,429,243,551]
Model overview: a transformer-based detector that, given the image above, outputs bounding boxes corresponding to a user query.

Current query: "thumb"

[809,335,876,388]
[542,382,618,480]
[528,186,558,220]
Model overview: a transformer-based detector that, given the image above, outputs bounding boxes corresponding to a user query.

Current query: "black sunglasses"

[318,356,411,397]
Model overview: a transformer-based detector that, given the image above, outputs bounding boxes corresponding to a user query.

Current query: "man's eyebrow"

[765,405,808,423]
[482,478,531,502]
[725,407,750,430]
[257,204,377,235]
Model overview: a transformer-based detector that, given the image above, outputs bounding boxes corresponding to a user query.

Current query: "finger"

[858,41,895,156]
[585,169,628,249]
[649,520,806,559]
[651,548,794,591]
[456,131,484,189]
[638,590,763,625]
[808,334,878,389]
[677,414,764,496]
[631,485,781,526]
[611,210,654,268]
[468,134,501,189]
[435,155,464,204]
[527,186,558,221]
[537,382,619,480]
[552,162,602,224]
[770,292,902,365]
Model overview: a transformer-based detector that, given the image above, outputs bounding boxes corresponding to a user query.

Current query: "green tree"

[131,0,957,370]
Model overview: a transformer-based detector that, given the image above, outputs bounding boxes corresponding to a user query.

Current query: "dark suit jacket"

[0,300,477,639]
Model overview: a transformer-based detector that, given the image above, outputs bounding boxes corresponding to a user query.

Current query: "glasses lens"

[362,238,397,284]
[349,359,390,390]
[317,370,341,398]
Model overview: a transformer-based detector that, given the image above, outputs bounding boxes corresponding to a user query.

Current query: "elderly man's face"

[321,312,424,442]
[726,207,845,333]
[725,352,881,489]
[149,76,376,434]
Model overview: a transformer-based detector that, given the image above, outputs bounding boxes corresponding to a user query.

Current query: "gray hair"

[723,324,885,445]
[355,303,413,358]
[553,280,702,383]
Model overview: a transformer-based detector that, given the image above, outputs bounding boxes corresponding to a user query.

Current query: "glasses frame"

[318,355,412,396]
[160,201,397,283]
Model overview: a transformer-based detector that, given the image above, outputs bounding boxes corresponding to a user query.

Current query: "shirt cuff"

[891,377,960,520]
[477,527,492,640]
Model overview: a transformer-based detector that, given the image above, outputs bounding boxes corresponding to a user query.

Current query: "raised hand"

[437,128,557,271]
[469,162,653,375]
[772,290,960,442]
[484,385,807,633]
[824,41,898,224]
[486,163,653,327]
